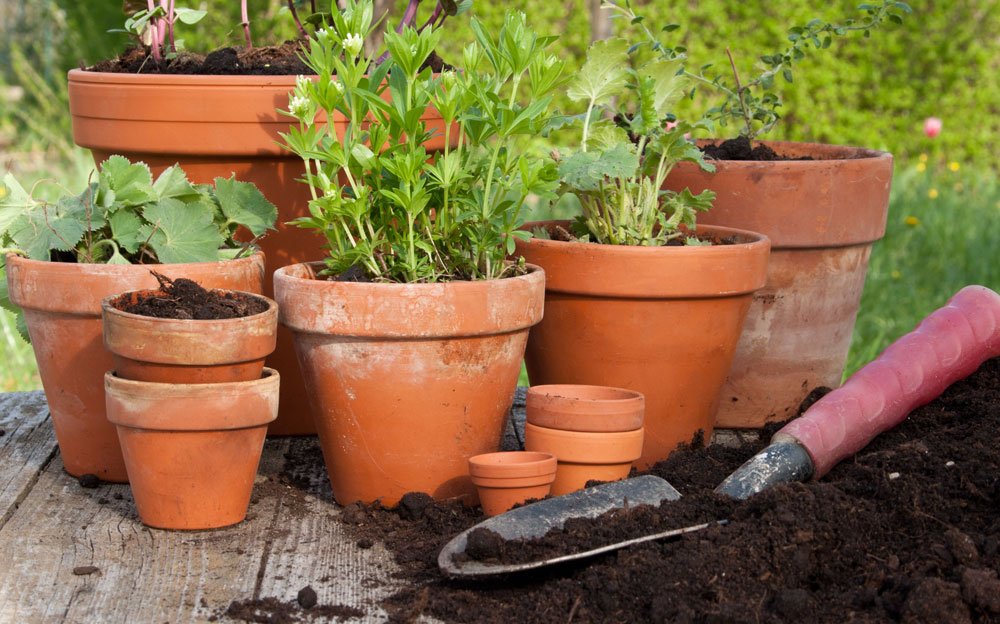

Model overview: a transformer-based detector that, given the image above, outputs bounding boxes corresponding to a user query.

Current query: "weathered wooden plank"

[0,437,292,623]
[0,391,57,528]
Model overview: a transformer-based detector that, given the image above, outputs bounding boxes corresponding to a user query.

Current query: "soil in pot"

[331,357,1000,623]
[700,135,816,161]
[112,273,269,320]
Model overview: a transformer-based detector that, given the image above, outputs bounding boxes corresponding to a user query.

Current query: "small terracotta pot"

[274,262,545,507]
[516,222,769,469]
[526,384,645,432]
[468,451,557,516]
[665,141,893,427]
[524,423,644,496]
[104,368,279,530]
[69,70,457,436]
[5,252,265,482]
[102,289,278,384]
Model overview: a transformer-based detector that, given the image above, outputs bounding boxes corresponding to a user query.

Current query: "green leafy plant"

[552,38,715,246]
[281,0,565,282]
[604,0,912,140]
[110,2,208,62]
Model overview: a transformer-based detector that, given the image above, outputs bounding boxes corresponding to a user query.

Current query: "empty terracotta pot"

[526,384,645,432]
[516,222,769,469]
[524,423,644,496]
[5,252,265,482]
[468,451,558,516]
[104,368,279,530]
[274,262,545,507]
[102,289,278,384]
[665,141,893,427]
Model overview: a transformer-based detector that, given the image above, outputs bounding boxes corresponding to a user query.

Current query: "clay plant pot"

[102,290,278,384]
[665,141,893,427]
[104,368,279,530]
[468,451,558,516]
[69,70,455,436]
[524,423,644,496]
[5,252,265,482]
[273,262,545,507]
[516,222,770,469]
[526,384,645,432]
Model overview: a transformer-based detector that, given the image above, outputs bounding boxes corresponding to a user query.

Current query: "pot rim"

[526,384,645,432]
[101,288,277,327]
[691,139,892,164]
[519,222,768,254]
[468,451,558,479]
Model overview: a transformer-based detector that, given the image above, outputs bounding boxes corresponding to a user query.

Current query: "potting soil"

[114,273,268,320]
[701,136,813,161]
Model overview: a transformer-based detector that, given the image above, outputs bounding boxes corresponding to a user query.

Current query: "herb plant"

[282,0,564,282]
[112,2,208,63]
[603,0,911,140]
[552,38,715,246]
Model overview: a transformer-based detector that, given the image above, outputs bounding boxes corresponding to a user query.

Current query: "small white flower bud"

[343,32,364,58]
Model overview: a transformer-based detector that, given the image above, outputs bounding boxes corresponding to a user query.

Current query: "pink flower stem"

[241,0,253,48]
[166,0,176,53]
[418,2,442,32]
[147,0,162,62]
[288,0,308,37]
[395,0,422,34]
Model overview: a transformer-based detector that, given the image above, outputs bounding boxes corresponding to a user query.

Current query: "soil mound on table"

[339,357,1000,623]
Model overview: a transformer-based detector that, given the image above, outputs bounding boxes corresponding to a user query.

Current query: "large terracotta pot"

[68,70,454,436]
[105,368,279,530]
[665,141,893,427]
[517,222,770,469]
[273,262,545,507]
[5,252,265,481]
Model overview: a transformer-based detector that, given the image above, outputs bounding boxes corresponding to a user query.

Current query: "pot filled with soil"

[5,252,265,482]
[664,138,893,428]
[273,262,546,507]
[468,451,558,517]
[516,222,770,469]
[103,274,277,384]
[104,367,280,530]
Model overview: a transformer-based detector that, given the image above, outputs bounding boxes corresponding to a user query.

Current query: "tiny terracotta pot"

[102,290,278,384]
[524,423,644,496]
[5,252,265,482]
[104,368,279,530]
[526,384,645,432]
[468,451,557,516]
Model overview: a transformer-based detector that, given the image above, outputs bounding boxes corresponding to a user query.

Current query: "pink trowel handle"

[775,285,1000,478]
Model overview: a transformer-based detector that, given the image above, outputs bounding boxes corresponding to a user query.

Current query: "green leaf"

[97,155,156,209]
[142,198,225,264]
[173,7,207,24]
[0,173,33,238]
[641,59,686,118]
[213,176,278,238]
[106,248,131,265]
[8,208,87,260]
[559,143,639,192]
[109,210,145,254]
[567,38,630,106]
[152,165,199,200]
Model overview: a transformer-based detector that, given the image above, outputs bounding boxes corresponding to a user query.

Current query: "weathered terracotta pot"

[5,252,264,481]
[524,423,644,496]
[665,141,893,427]
[468,451,557,516]
[68,70,455,436]
[516,222,770,469]
[526,384,645,432]
[103,289,278,384]
[273,262,545,507]
[105,368,279,530]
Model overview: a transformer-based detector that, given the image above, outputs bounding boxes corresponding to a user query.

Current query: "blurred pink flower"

[664,120,679,131]
[923,117,942,138]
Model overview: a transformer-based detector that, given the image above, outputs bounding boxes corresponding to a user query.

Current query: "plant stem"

[418,2,442,32]
[581,99,595,152]
[241,0,253,48]
[396,0,422,33]
[288,0,308,38]
[725,48,754,139]
[147,0,162,62]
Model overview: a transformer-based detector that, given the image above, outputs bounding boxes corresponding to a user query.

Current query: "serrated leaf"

[106,248,131,264]
[109,210,144,254]
[98,155,156,209]
[213,176,278,238]
[567,38,630,106]
[559,143,640,192]
[0,173,33,238]
[641,59,686,118]
[587,123,631,153]
[152,165,199,200]
[8,209,87,260]
[142,199,224,264]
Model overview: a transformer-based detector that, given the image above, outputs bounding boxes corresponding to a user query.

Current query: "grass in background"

[846,160,999,375]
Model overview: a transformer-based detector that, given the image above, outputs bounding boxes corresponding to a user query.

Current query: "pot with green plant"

[602,0,909,428]
[515,36,770,468]
[68,0,467,435]
[274,11,565,506]
[0,156,275,481]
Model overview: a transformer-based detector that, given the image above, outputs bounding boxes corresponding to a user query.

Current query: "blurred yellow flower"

[905,216,920,226]
[928,188,939,199]
[0,184,7,200]
[916,162,927,172]
[918,153,928,163]
[948,161,960,172]
[891,270,901,279]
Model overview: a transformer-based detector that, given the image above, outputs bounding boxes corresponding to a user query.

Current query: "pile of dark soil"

[113,273,268,320]
[340,357,1000,623]
[701,135,812,162]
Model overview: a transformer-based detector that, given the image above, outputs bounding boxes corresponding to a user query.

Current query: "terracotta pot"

[468,451,557,516]
[102,289,278,384]
[273,262,545,507]
[665,141,893,427]
[526,384,644,432]
[524,423,644,496]
[516,222,770,469]
[69,70,455,436]
[104,368,279,530]
[5,252,264,482]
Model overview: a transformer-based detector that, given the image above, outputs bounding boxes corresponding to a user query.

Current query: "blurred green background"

[1,0,997,391]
